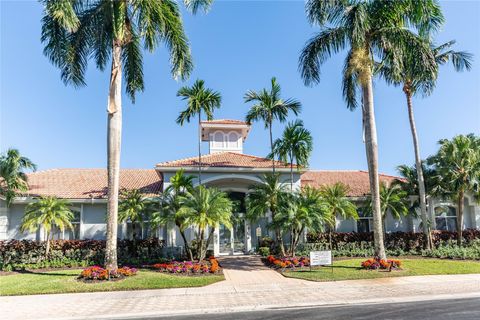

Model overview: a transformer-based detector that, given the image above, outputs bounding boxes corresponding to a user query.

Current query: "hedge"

[306,229,480,251]
[0,238,166,271]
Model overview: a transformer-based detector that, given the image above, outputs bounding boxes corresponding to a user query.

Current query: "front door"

[219,212,245,255]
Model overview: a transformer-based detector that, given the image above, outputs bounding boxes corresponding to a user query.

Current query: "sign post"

[309,250,333,273]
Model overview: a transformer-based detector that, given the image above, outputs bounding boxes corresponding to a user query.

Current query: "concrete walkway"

[2,256,480,320]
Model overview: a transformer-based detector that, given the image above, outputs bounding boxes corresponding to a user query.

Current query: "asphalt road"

[136,297,480,320]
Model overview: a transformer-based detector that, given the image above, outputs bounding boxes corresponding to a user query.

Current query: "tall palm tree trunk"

[105,43,122,271]
[289,152,294,191]
[179,229,194,261]
[457,189,464,246]
[45,230,51,257]
[404,87,432,250]
[362,73,387,260]
[269,121,275,174]
[197,112,202,184]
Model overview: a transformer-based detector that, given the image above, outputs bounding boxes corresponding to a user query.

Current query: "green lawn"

[284,258,480,282]
[0,269,224,296]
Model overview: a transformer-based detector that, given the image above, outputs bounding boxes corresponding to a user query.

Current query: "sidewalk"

[2,257,480,320]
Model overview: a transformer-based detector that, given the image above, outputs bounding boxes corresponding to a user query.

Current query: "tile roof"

[301,170,401,197]
[156,152,294,169]
[200,119,248,125]
[21,169,162,199]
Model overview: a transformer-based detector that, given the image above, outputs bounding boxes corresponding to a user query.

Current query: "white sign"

[255,227,262,237]
[309,250,332,266]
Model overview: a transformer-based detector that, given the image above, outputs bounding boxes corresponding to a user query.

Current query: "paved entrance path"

[2,256,480,319]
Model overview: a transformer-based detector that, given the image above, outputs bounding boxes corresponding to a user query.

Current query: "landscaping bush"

[264,255,310,269]
[150,257,221,274]
[78,265,138,281]
[0,238,166,271]
[307,229,480,252]
[361,257,402,270]
[421,239,480,260]
[258,246,270,257]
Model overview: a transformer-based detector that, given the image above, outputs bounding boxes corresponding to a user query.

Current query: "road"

[138,297,480,320]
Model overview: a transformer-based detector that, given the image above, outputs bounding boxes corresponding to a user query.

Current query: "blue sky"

[1,1,479,175]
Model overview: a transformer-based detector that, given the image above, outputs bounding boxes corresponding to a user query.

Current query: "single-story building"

[1,119,479,256]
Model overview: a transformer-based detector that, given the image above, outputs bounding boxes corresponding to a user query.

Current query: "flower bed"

[264,255,310,269]
[150,257,221,275]
[361,257,402,270]
[78,266,138,282]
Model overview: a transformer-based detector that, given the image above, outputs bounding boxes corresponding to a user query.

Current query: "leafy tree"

[244,77,301,173]
[176,80,222,184]
[275,187,331,256]
[151,169,195,260]
[298,0,442,259]
[379,40,472,250]
[118,189,156,240]
[0,148,37,207]
[41,0,211,271]
[428,134,480,245]
[21,197,74,256]
[269,120,313,190]
[319,182,358,247]
[246,173,289,256]
[178,186,232,261]
[364,183,409,236]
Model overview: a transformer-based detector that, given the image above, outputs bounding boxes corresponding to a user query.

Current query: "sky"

[1,0,479,176]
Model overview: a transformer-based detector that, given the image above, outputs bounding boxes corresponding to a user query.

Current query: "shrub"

[258,247,270,257]
[150,257,221,274]
[0,238,166,271]
[361,257,402,270]
[78,265,138,281]
[264,255,310,269]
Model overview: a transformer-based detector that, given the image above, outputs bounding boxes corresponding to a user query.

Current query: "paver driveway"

[1,256,480,320]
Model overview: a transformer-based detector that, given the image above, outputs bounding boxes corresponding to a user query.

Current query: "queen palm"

[244,77,301,173]
[152,169,195,260]
[21,197,74,256]
[379,41,472,250]
[319,182,358,248]
[176,80,222,184]
[0,148,37,207]
[178,186,232,261]
[118,189,156,240]
[364,183,409,236]
[41,0,211,270]
[275,187,330,256]
[428,134,480,246]
[298,0,442,259]
[246,173,289,256]
[269,120,313,190]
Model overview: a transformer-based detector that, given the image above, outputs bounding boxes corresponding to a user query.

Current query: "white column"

[166,222,177,247]
[244,220,251,253]
[473,204,480,229]
[0,204,8,240]
[213,225,220,257]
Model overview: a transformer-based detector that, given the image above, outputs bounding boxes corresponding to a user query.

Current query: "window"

[356,209,373,233]
[434,205,457,231]
[228,132,238,148]
[51,209,81,240]
[213,132,224,148]
[126,220,152,239]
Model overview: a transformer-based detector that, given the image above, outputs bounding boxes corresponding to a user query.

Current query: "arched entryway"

[219,192,246,255]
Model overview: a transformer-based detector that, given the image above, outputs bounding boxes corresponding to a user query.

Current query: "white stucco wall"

[7,204,38,240]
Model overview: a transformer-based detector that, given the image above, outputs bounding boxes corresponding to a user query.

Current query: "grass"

[0,269,224,296]
[283,258,480,282]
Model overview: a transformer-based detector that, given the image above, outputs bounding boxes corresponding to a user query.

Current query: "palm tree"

[246,173,289,256]
[364,183,409,237]
[275,187,331,256]
[178,186,232,261]
[319,182,358,248]
[21,196,74,256]
[118,189,155,240]
[269,120,313,190]
[152,169,195,260]
[176,80,222,184]
[428,134,480,246]
[0,148,37,207]
[378,41,472,250]
[298,0,442,259]
[244,77,301,173]
[41,0,212,271]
